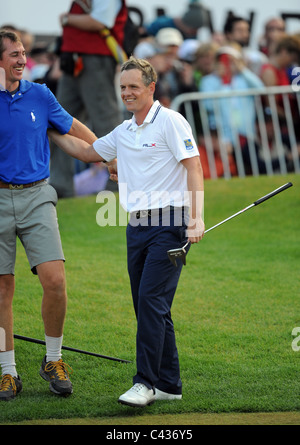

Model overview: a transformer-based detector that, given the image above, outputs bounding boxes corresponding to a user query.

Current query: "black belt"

[0,179,46,190]
[135,210,152,219]
[132,206,186,220]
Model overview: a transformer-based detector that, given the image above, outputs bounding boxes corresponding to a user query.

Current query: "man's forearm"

[181,156,205,242]
[62,13,105,32]
[48,130,103,163]
[68,118,98,145]
[187,168,204,226]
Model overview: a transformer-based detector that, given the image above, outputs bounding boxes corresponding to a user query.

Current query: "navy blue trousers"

[126,208,188,394]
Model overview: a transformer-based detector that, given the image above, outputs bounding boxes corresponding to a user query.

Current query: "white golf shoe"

[155,388,182,400]
[118,383,155,407]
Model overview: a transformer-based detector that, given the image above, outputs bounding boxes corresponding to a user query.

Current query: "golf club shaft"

[205,182,293,235]
[168,182,293,266]
[13,334,132,364]
[204,204,253,234]
[182,204,253,251]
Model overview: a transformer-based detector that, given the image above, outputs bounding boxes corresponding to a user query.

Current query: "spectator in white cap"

[178,39,201,63]
[150,28,184,107]
[155,28,183,58]
[133,41,158,60]
[133,40,169,76]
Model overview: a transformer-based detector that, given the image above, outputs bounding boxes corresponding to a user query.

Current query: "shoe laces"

[132,383,146,393]
[0,374,16,392]
[44,359,73,381]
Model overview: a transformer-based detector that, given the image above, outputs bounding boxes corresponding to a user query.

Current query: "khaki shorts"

[0,181,65,275]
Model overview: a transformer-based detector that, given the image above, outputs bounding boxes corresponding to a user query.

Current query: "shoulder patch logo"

[184,139,193,150]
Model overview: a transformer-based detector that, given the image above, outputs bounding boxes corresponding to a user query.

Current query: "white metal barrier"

[171,86,300,179]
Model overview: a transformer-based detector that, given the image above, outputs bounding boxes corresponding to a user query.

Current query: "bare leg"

[0,275,15,351]
[37,261,67,337]
[37,261,73,395]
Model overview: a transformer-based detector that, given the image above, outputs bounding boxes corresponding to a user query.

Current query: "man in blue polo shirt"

[0,30,97,401]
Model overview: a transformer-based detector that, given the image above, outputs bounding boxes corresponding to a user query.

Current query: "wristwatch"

[61,14,69,26]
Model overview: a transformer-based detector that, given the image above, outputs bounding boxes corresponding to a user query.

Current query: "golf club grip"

[253,182,293,206]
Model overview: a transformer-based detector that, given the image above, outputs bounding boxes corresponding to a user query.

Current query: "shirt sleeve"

[46,86,73,134]
[90,0,122,28]
[163,111,199,162]
[239,68,265,88]
[93,126,118,161]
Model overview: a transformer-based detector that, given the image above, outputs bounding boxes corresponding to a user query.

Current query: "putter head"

[167,242,190,267]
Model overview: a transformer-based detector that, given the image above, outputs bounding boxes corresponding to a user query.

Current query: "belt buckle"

[9,184,24,190]
[139,210,150,218]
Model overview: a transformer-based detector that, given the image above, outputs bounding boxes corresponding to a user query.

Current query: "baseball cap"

[216,46,242,59]
[155,28,184,47]
[178,39,201,62]
[133,41,158,59]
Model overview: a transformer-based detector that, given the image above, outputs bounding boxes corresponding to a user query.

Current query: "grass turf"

[1,173,299,424]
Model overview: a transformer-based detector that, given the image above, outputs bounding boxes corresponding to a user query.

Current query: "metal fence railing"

[171,86,300,179]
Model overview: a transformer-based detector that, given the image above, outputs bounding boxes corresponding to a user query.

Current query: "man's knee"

[37,261,66,296]
[0,275,14,306]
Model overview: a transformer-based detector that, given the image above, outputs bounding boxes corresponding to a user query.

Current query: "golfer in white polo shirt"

[49,56,205,407]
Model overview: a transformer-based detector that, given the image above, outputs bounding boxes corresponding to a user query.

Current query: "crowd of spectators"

[131,6,300,178]
[2,0,300,186]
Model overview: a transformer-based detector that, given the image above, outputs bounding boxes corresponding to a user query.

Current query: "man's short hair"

[0,30,22,59]
[223,16,249,35]
[121,56,158,86]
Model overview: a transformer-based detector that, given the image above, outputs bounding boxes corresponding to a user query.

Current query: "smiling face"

[0,37,27,91]
[120,68,155,125]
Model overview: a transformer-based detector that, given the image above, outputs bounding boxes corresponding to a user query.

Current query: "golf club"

[167,182,293,267]
[14,334,132,364]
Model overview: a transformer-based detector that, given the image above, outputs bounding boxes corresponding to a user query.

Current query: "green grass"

[1,173,300,423]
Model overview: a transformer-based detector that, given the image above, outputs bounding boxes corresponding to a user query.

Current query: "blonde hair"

[121,56,158,86]
[195,42,220,58]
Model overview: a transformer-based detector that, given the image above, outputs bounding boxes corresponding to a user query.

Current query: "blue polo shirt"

[0,79,73,184]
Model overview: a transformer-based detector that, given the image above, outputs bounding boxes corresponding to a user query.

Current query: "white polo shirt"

[93,101,199,212]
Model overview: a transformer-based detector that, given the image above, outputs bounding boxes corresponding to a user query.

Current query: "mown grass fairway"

[1,174,299,425]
